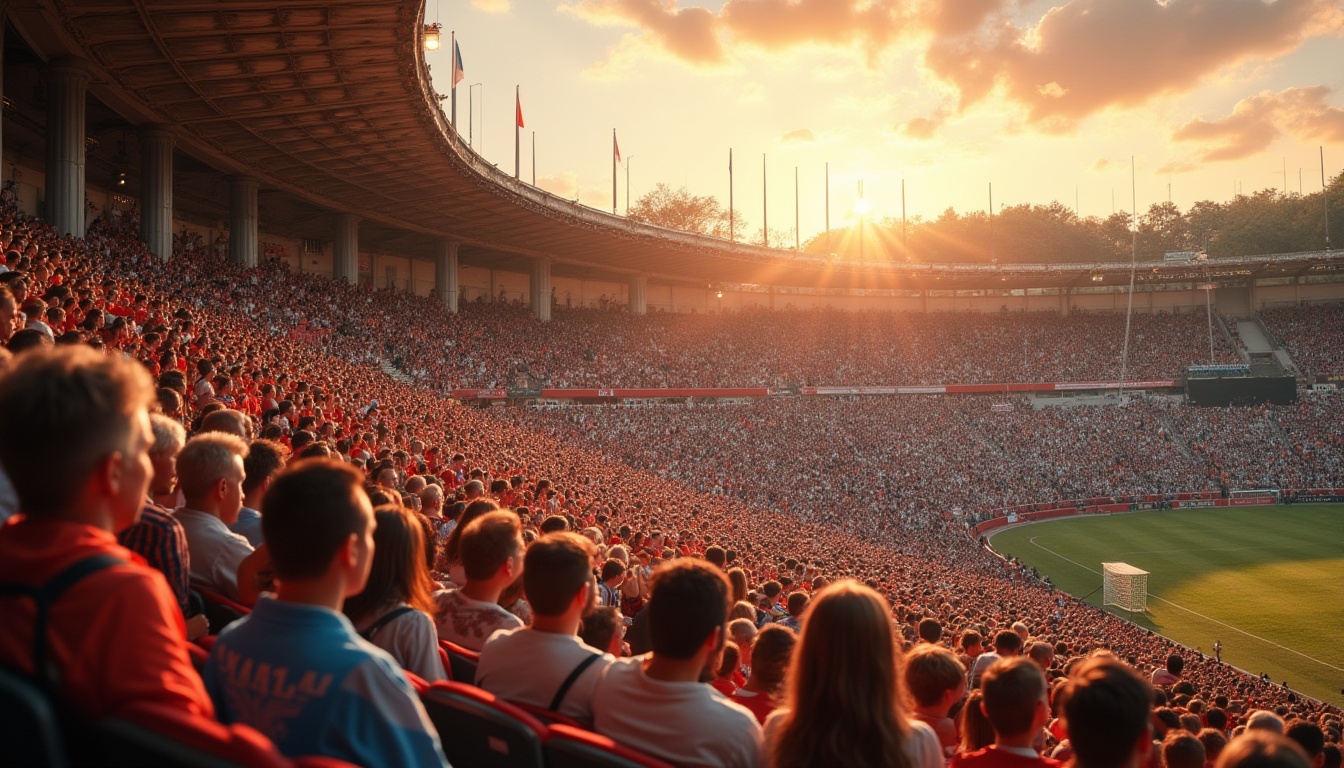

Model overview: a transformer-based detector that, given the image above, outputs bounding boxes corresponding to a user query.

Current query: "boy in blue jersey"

[203,458,449,767]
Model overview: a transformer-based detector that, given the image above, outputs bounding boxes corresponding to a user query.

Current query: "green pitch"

[988,505,1344,707]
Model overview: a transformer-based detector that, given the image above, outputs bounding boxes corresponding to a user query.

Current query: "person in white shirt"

[591,559,761,768]
[477,531,614,724]
[173,432,265,603]
[433,510,524,651]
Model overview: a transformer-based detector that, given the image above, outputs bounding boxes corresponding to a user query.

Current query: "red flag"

[614,132,621,164]
[516,94,525,128]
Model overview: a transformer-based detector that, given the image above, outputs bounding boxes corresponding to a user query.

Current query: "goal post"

[1102,562,1149,613]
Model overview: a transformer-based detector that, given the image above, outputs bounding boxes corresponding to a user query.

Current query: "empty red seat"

[421,681,546,768]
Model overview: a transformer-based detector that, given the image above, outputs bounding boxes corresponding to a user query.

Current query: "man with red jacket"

[0,346,213,721]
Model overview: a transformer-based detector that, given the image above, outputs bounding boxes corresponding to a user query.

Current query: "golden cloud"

[1172,86,1344,163]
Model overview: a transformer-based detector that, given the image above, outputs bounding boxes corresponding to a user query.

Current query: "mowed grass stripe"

[989,505,1344,707]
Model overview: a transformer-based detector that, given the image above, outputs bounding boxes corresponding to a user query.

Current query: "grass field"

[988,505,1344,707]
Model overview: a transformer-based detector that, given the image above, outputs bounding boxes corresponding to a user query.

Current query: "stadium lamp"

[854,197,871,216]
[423,23,442,51]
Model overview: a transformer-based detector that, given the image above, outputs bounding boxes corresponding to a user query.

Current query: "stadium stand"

[0,196,1340,767]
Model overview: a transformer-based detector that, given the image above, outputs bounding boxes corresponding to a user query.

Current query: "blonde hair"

[772,580,914,768]
[176,431,248,501]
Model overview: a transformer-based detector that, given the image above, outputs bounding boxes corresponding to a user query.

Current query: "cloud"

[1172,86,1344,163]
[719,0,909,59]
[1156,160,1198,175]
[1091,158,1112,172]
[902,113,946,140]
[537,172,581,199]
[560,0,726,65]
[471,0,511,12]
[781,128,816,145]
[923,0,1342,131]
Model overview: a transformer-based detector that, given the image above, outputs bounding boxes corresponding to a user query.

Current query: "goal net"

[1102,562,1149,613]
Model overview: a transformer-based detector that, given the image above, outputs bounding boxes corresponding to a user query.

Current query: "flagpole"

[514,86,520,180]
[626,157,632,216]
[531,131,536,186]
[1324,146,1332,252]
[612,129,618,214]
[729,149,735,243]
[794,167,799,250]
[825,162,830,252]
[762,153,768,247]
[450,31,457,130]
[901,178,907,250]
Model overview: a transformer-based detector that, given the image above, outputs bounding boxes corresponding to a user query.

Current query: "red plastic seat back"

[545,723,675,768]
[421,681,546,768]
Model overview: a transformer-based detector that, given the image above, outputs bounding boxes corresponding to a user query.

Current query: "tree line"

[627,173,1344,264]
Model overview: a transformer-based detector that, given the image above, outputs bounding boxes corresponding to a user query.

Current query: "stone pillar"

[333,213,359,284]
[435,239,459,312]
[530,257,552,322]
[629,274,648,316]
[227,176,258,267]
[139,125,173,262]
[45,57,90,238]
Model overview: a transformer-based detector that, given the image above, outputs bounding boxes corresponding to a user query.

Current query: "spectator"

[970,630,1026,689]
[593,559,761,768]
[1060,657,1154,768]
[1154,653,1185,687]
[952,657,1061,767]
[343,505,445,683]
[1215,731,1312,768]
[1284,720,1326,768]
[598,558,626,607]
[203,459,447,766]
[0,346,213,720]
[433,509,525,651]
[174,432,264,602]
[229,438,288,548]
[1163,731,1208,768]
[579,605,627,657]
[731,624,796,725]
[761,580,940,768]
[962,689,997,754]
[117,413,207,640]
[477,531,614,724]
[905,643,967,760]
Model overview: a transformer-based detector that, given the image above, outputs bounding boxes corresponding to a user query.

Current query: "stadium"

[0,2,1341,767]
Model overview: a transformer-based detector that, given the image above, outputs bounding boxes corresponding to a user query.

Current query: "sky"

[422,0,1344,245]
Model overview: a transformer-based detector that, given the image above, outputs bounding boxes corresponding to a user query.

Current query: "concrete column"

[227,176,259,267]
[333,213,359,284]
[139,125,173,262]
[530,257,552,322]
[435,239,459,312]
[45,57,90,238]
[629,274,648,315]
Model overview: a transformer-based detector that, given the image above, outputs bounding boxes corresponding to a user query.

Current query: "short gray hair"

[176,431,248,500]
[149,413,186,456]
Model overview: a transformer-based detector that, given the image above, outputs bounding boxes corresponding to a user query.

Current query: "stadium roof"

[9,0,1344,291]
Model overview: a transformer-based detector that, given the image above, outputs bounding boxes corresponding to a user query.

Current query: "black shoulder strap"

[359,605,417,642]
[0,553,125,690]
[548,653,603,713]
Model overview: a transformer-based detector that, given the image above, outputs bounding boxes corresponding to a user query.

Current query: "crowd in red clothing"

[1262,304,1344,376]
[0,200,1340,767]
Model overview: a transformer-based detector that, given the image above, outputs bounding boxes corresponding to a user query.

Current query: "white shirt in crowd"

[476,627,613,724]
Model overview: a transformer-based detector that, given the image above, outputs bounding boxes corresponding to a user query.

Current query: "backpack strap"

[358,605,417,642]
[548,653,603,714]
[0,553,125,690]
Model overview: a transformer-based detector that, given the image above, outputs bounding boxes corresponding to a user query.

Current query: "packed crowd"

[1261,304,1344,376]
[0,201,1339,768]
[184,248,1242,390]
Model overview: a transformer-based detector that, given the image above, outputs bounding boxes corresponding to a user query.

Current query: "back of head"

[904,643,966,709]
[994,629,1024,655]
[1163,731,1207,768]
[199,408,249,439]
[460,510,522,582]
[524,531,597,617]
[1215,731,1312,768]
[261,458,370,581]
[1283,721,1325,760]
[777,580,909,768]
[981,656,1047,739]
[917,617,942,644]
[646,558,730,660]
[242,439,289,496]
[1061,657,1153,768]
[344,505,434,621]
[0,346,153,518]
[1247,711,1287,736]
[749,624,796,694]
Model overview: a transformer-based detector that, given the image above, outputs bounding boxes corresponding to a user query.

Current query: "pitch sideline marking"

[1026,536,1344,674]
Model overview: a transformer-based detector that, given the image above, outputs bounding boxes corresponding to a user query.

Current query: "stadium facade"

[2,0,1342,317]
